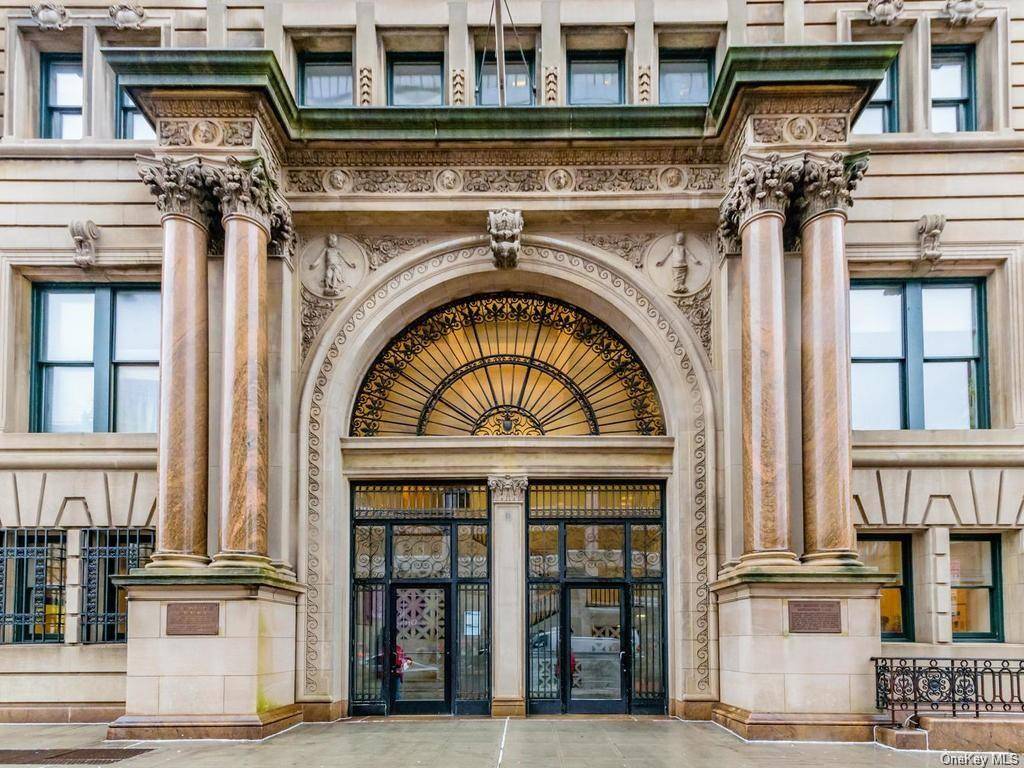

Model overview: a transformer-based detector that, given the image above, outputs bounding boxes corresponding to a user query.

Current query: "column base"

[300,700,347,722]
[108,704,302,741]
[491,697,526,717]
[801,550,862,567]
[211,551,275,572]
[147,552,210,568]
[737,550,800,568]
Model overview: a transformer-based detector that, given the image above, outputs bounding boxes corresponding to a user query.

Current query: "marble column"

[721,153,803,567]
[207,157,286,570]
[138,158,212,567]
[798,152,868,565]
[488,474,528,716]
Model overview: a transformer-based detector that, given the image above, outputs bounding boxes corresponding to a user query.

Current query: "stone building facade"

[0,0,1022,749]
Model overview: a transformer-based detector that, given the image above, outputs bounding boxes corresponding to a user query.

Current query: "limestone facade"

[0,0,1021,745]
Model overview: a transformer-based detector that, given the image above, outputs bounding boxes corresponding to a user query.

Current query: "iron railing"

[874,656,1024,725]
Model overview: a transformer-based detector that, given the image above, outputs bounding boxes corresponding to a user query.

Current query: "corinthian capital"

[797,151,870,224]
[138,156,214,224]
[718,152,804,248]
[205,156,276,228]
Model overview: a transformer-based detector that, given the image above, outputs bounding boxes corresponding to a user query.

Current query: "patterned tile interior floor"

[0,719,951,767]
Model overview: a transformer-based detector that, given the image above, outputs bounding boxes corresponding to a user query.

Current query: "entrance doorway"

[526,483,667,715]
[350,483,491,716]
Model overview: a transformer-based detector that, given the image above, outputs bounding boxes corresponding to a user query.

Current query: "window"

[931,45,975,132]
[32,285,161,433]
[951,535,1002,642]
[849,280,987,430]
[80,528,154,643]
[853,62,897,134]
[41,53,83,139]
[118,89,155,140]
[476,52,534,106]
[658,50,713,106]
[567,51,624,105]
[299,53,354,107]
[858,534,914,640]
[388,54,444,106]
[0,529,66,644]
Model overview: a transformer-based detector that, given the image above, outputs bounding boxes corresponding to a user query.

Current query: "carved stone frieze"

[752,117,785,144]
[30,1,69,30]
[945,0,984,24]
[543,66,559,104]
[137,156,213,223]
[574,167,659,192]
[358,67,373,106]
[487,209,524,269]
[718,152,804,246]
[109,1,145,29]
[673,281,713,362]
[300,285,337,360]
[750,114,848,145]
[354,235,429,271]
[68,220,100,267]
[867,0,903,25]
[465,169,546,193]
[579,233,657,269]
[488,474,529,504]
[157,118,255,148]
[797,151,869,222]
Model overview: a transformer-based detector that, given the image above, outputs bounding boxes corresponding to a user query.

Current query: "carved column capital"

[138,156,215,226]
[796,151,870,225]
[204,156,294,256]
[488,474,529,504]
[718,152,804,248]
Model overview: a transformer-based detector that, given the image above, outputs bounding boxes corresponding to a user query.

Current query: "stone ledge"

[113,566,304,593]
[107,703,302,740]
[0,703,124,724]
[875,726,928,750]
[918,715,1024,753]
[712,702,884,741]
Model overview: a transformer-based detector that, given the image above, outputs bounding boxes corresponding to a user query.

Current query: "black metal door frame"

[564,581,629,714]
[388,581,452,715]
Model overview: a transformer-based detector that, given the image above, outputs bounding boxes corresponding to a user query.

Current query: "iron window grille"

[0,529,66,644]
[80,528,154,644]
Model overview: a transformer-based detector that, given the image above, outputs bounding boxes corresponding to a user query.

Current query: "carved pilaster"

[138,156,215,225]
[795,151,869,224]
[488,474,528,504]
[718,152,804,248]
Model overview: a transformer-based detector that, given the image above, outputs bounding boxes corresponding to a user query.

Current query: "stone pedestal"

[711,567,892,741]
[488,474,527,717]
[108,569,302,740]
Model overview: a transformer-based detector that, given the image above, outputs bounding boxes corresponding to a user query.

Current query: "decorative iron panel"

[528,585,561,701]
[456,583,489,702]
[0,529,66,644]
[349,292,665,436]
[353,484,488,520]
[80,528,154,644]
[351,583,386,705]
[632,583,665,703]
[528,483,662,519]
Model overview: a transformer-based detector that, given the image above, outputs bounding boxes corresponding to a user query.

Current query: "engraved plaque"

[788,600,842,634]
[166,602,220,636]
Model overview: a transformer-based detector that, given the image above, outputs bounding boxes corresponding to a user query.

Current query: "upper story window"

[80,528,154,643]
[853,61,897,135]
[32,285,160,433]
[0,529,66,644]
[931,45,976,132]
[951,535,1002,642]
[41,53,83,139]
[299,53,354,107]
[849,279,987,430]
[388,53,444,106]
[658,50,713,106]
[858,534,914,641]
[118,90,155,140]
[567,51,624,106]
[477,52,534,106]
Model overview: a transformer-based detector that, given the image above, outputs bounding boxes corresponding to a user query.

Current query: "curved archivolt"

[349,292,665,436]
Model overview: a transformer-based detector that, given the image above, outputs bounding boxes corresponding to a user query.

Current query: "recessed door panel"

[391,586,448,713]
[567,586,626,713]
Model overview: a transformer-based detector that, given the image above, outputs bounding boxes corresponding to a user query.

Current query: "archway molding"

[296,235,719,711]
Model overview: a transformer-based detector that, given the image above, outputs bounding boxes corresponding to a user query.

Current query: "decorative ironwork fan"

[350,292,665,436]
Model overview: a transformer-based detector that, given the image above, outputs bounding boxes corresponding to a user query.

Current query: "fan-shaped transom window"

[350,292,665,436]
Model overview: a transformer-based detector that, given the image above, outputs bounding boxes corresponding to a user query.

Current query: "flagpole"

[494,0,507,106]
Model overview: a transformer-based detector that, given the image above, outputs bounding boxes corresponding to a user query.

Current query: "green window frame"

[475,50,535,106]
[850,278,989,430]
[858,533,914,641]
[298,52,355,107]
[657,49,714,106]
[951,534,1003,643]
[386,52,445,107]
[116,86,155,140]
[931,44,976,132]
[31,284,161,433]
[853,61,898,134]
[40,52,83,139]
[566,50,625,106]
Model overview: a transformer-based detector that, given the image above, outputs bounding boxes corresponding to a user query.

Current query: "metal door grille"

[80,528,154,644]
[0,529,66,644]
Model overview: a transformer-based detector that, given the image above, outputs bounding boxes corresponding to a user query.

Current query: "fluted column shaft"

[739,211,798,565]
[214,212,271,568]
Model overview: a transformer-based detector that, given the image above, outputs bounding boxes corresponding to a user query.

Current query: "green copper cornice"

[105,43,900,143]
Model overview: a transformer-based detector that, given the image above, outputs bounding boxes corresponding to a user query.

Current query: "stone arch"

[296,235,718,709]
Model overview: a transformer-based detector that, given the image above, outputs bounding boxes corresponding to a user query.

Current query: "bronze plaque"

[166,602,220,636]
[788,600,842,634]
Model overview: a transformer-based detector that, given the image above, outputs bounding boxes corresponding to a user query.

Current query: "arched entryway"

[297,239,717,719]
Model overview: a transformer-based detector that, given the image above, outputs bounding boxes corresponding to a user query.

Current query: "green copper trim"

[104,43,900,143]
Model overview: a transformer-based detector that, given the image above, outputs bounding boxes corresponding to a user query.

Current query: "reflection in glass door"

[392,586,448,713]
[568,586,625,712]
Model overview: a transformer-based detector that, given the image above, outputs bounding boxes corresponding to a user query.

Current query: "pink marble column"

[798,152,868,565]
[138,158,211,568]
